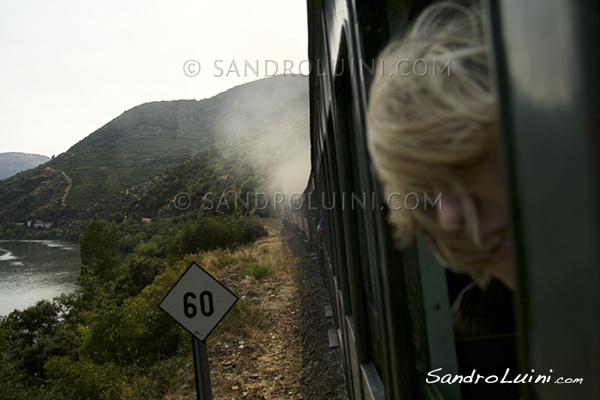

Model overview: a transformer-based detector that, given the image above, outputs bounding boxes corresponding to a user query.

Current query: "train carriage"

[301,0,600,399]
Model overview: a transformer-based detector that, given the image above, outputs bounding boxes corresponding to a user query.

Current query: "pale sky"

[0,0,308,157]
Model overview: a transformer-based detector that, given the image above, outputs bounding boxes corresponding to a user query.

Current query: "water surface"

[0,240,80,317]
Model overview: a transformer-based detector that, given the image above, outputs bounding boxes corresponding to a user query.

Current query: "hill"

[90,78,310,221]
[0,75,308,227]
[0,153,50,180]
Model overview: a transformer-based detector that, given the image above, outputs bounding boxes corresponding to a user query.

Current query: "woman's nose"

[436,191,464,232]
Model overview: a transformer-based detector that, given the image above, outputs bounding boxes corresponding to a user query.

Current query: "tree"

[80,215,121,282]
[2,300,79,379]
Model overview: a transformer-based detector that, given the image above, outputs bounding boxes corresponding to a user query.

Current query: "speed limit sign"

[159,262,238,341]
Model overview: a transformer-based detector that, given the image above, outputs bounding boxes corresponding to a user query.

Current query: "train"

[291,0,600,399]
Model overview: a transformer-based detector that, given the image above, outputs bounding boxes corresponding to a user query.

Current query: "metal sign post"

[159,262,238,400]
[192,337,212,400]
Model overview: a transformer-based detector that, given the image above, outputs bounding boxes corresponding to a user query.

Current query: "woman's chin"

[487,238,514,289]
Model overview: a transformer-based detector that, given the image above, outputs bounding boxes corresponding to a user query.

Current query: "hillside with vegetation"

[0,152,50,180]
[0,217,347,400]
[0,74,349,400]
[0,214,267,399]
[0,75,309,238]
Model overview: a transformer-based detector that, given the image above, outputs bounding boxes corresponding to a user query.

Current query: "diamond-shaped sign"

[159,262,238,341]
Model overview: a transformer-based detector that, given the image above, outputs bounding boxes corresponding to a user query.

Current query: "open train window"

[368,1,521,398]
[332,35,400,398]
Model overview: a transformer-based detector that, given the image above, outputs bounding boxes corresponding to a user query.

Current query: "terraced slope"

[0,76,308,223]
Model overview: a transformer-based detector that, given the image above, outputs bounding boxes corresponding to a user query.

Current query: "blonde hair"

[367,1,499,283]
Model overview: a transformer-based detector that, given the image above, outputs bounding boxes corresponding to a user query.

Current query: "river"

[0,240,81,317]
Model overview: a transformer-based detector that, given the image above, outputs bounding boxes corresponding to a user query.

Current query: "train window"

[363,1,521,398]
[332,37,384,375]
[325,116,355,316]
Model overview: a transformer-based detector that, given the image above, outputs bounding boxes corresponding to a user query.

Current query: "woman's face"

[436,161,513,288]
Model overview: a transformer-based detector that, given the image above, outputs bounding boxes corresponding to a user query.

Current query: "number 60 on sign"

[159,262,238,342]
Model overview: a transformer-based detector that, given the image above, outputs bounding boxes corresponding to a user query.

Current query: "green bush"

[80,215,122,282]
[125,255,166,294]
[44,356,121,400]
[166,217,242,257]
[2,300,80,378]
[80,296,181,367]
[214,298,268,337]
[243,262,272,280]
[238,218,268,242]
[207,248,236,271]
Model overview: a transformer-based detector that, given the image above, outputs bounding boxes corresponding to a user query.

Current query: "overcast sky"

[0,0,308,157]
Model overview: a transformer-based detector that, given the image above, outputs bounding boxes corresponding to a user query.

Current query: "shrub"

[238,219,268,242]
[79,296,181,367]
[243,262,272,280]
[125,255,166,293]
[204,248,236,271]
[166,216,255,257]
[80,215,122,282]
[2,300,80,378]
[214,298,268,337]
[44,356,121,400]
